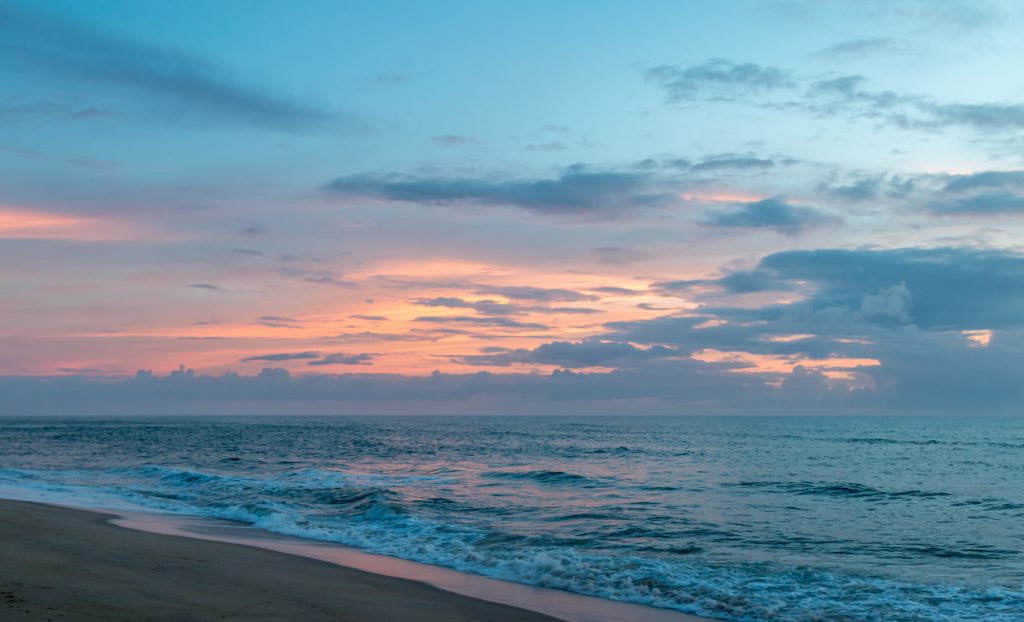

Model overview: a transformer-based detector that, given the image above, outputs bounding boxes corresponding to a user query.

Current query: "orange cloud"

[962,329,992,347]
[693,348,881,375]
[0,207,147,241]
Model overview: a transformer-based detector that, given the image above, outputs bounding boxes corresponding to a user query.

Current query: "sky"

[2,0,1023,415]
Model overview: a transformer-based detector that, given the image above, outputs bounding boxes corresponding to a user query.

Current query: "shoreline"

[0,498,713,622]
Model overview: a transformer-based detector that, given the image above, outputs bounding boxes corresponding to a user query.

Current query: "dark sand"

[0,499,565,621]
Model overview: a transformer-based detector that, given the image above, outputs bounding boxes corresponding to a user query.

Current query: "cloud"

[414,296,598,316]
[928,191,1024,215]
[813,37,914,60]
[647,58,1024,133]
[55,366,121,376]
[822,176,886,201]
[703,196,836,234]
[756,247,1024,330]
[430,134,475,145]
[451,340,679,369]
[416,296,522,316]
[592,286,648,296]
[473,285,598,303]
[659,269,789,295]
[525,141,568,152]
[857,283,912,325]
[0,4,338,131]
[281,268,357,288]
[942,170,1024,193]
[257,315,305,329]
[240,351,321,363]
[188,283,225,292]
[808,74,1024,132]
[690,155,776,172]
[240,221,265,236]
[0,143,117,171]
[610,246,1024,371]
[307,353,374,366]
[325,166,675,216]
[414,316,549,330]
[325,331,438,343]
[6,321,1024,415]
[923,102,1024,131]
[0,100,119,122]
[646,59,795,102]
[0,354,796,415]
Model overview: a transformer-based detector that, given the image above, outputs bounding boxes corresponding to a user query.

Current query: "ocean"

[0,415,1021,621]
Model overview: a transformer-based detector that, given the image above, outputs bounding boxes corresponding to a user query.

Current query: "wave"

[730,480,951,501]
[952,498,1024,513]
[2,465,1023,621]
[843,437,1024,451]
[844,437,947,446]
[481,469,606,487]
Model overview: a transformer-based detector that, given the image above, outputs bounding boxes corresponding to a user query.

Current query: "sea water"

[0,415,1021,621]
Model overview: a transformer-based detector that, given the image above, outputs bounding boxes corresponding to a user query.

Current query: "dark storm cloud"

[703,196,836,234]
[325,166,675,216]
[0,3,338,131]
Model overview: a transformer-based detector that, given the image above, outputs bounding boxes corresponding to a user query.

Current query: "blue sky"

[2,0,1023,414]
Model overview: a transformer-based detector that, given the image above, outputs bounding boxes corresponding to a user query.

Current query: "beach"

[0,499,566,622]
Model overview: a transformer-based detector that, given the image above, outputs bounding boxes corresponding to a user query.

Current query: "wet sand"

[0,499,566,621]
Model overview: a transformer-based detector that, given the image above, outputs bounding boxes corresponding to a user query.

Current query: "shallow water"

[1,415,1022,621]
